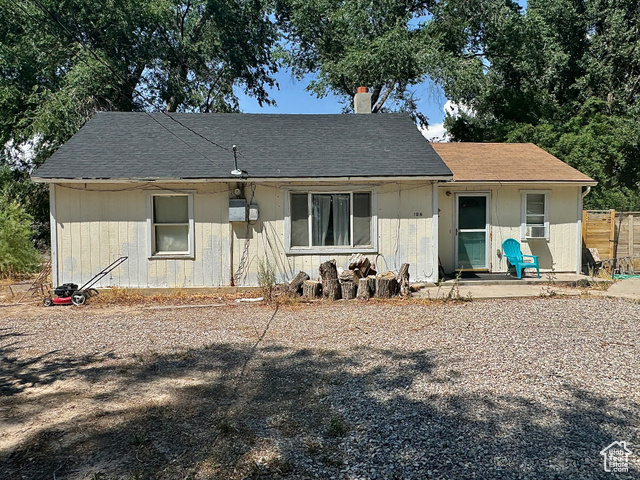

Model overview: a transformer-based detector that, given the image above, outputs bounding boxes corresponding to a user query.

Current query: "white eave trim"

[438,180,598,186]
[32,175,454,184]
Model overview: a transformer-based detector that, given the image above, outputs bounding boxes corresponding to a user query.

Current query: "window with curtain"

[150,194,193,255]
[289,191,373,250]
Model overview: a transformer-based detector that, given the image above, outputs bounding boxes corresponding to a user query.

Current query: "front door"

[455,194,490,270]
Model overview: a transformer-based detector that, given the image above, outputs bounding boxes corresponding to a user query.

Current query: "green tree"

[1,0,279,155]
[0,166,49,245]
[430,0,640,209]
[0,197,40,277]
[1,0,279,242]
[507,100,640,210]
[275,0,437,124]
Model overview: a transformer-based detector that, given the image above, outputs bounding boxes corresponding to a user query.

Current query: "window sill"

[286,247,377,255]
[148,254,195,260]
[521,237,550,242]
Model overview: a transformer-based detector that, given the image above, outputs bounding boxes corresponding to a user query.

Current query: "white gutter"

[31,175,454,184]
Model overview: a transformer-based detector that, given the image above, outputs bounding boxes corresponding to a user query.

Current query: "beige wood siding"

[53,181,436,287]
[438,184,581,274]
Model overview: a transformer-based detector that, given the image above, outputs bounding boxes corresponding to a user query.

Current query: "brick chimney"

[354,86,372,114]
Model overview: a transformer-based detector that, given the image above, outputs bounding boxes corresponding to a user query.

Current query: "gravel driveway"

[1,297,639,479]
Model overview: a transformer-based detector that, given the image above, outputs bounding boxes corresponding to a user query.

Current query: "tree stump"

[356,276,376,300]
[302,280,322,299]
[339,269,362,284]
[396,263,410,297]
[288,271,310,295]
[319,260,341,300]
[341,282,357,300]
[376,272,399,298]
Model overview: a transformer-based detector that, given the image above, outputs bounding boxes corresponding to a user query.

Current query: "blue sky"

[237,73,448,126]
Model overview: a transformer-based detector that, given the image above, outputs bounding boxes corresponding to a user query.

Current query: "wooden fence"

[582,210,640,271]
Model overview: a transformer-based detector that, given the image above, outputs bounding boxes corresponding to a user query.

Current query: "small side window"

[521,192,549,240]
[148,193,194,257]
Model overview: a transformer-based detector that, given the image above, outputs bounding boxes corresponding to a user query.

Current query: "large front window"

[289,191,374,251]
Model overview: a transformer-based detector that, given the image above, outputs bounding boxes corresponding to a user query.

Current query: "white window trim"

[284,187,378,254]
[520,190,550,241]
[146,191,195,259]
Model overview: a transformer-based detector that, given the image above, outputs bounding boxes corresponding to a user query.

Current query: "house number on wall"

[413,212,423,217]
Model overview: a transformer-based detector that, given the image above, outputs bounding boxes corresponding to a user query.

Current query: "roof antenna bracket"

[231,145,242,176]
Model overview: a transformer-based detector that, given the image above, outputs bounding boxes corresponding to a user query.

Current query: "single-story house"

[32,93,596,288]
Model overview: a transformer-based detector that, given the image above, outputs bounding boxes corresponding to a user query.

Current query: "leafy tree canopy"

[1,0,279,240]
[275,0,438,125]
[430,0,640,209]
[0,0,279,168]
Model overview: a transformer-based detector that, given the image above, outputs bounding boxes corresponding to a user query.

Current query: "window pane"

[458,196,486,229]
[312,194,330,246]
[154,196,188,223]
[354,192,371,246]
[312,194,350,246]
[526,194,545,216]
[526,214,545,226]
[291,194,309,247]
[155,225,189,252]
[332,194,350,246]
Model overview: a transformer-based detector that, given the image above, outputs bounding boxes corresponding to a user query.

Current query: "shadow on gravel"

[0,328,638,480]
[0,329,115,396]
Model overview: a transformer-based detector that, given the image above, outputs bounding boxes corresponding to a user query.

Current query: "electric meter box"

[229,198,247,222]
[248,203,259,222]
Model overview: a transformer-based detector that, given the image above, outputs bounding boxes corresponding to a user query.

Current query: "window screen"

[153,196,190,253]
[290,193,309,247]
[353,193,371,246]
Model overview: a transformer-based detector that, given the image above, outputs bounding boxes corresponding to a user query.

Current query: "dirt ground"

[1,296,639,479]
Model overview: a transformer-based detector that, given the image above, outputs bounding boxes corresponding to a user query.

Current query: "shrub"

[0,198,40,277]
[257,259,276,302]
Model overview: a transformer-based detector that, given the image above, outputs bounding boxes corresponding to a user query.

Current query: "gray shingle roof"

[33,112,452,180]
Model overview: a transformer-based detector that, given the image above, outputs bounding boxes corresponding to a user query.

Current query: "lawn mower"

[43,257,128,306]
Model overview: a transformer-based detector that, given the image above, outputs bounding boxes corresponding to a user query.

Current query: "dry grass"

[90,287,263,308]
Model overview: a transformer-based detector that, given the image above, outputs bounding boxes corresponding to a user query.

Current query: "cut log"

[302,280,322,299]
[376,272,399,298]
[396,263,410,283]
[339,269,362,284]
[319,260,341,300]
[356,276,376,300]
[348,254,371,276]
[288,271,310,295]
[341,282,357,300]
[397,263,410,297]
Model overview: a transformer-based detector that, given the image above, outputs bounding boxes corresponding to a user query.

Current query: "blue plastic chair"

[502,238,540,279]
